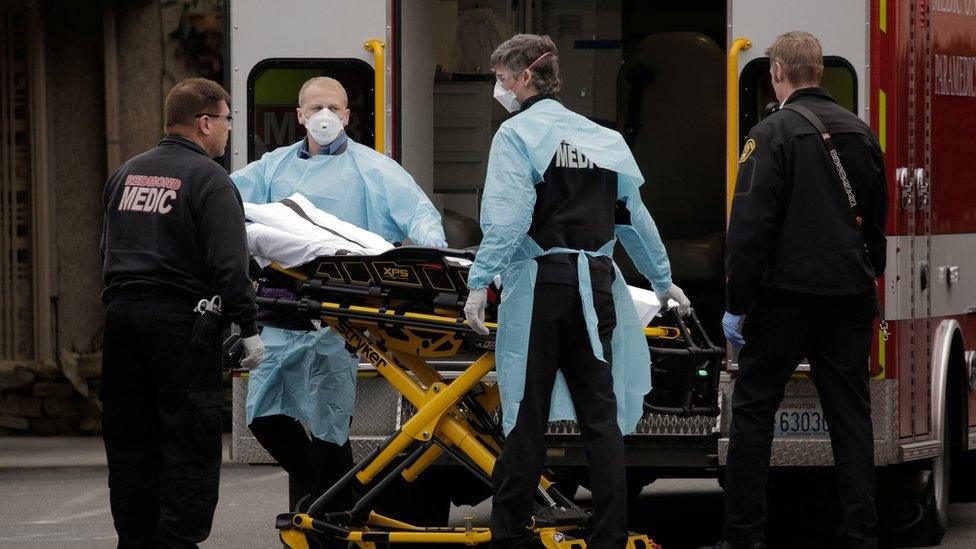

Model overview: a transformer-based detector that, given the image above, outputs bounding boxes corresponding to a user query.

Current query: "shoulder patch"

[738,138,756,164]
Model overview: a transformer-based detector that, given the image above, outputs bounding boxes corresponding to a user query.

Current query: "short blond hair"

[765,31,824,85]
[298,77,348,108]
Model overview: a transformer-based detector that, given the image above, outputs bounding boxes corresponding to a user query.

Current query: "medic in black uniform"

[719,33,887,549]
[99,78,265,549]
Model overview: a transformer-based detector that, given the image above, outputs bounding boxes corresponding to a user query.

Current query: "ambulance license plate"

[774,398,829,437]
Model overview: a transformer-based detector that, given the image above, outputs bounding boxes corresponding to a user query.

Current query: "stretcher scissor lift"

[246,247,722,548]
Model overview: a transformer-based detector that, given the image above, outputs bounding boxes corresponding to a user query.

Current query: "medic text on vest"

[118,174,182,214]
[555,142,597,169]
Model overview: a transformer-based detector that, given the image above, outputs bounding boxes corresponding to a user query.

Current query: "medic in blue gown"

[232,76,447,507]
[462,35,691,548]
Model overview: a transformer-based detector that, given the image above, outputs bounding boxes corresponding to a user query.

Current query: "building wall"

[0,1,107,435]
[45,2,106,363]
[0,0,222,435]
[118,2,167,162]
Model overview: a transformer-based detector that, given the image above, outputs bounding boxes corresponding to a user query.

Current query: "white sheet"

[628,286,663,327]
[245,195,665,327]
[244,193,393,268]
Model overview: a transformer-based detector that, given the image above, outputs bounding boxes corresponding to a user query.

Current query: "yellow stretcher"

[239,246,722,548]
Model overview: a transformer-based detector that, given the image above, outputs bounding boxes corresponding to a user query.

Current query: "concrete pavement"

[2,437,976,547]
[0,435,233,468]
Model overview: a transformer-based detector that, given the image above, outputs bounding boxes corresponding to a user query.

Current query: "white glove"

[239,334,266,370]
[463,288,490,335]
[655,284,692,317]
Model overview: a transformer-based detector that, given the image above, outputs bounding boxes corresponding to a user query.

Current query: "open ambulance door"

[228,1,391,173]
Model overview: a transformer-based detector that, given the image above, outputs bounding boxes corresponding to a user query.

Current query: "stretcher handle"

[222,334,244,369]
[256,296,499,335]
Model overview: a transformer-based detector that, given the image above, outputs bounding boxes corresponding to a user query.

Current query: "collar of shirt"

[519,93,559,112]
[297,131,349,159]
[781,86,835,108]
[160,134,209,156]
[778,90,795,109]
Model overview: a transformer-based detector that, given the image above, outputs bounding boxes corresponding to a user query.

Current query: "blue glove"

[428,239,448,248]
[722,312,745,348]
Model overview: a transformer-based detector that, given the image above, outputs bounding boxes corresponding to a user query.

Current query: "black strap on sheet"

[279,198,369,249]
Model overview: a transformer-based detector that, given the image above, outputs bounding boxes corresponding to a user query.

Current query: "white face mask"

[303,108,344,146]
[493,80,521,113]
[492,52,554,114]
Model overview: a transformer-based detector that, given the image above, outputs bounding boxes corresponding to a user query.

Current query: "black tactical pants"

[491,282,628,548]
[101,296,223,549]
[724,289,878,549]
[248,413,354,508]
[249,415,354,549]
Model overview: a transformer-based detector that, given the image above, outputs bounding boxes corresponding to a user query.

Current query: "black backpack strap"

[279,198,369,249]
[782,104,863,229]
[783,103,889,339]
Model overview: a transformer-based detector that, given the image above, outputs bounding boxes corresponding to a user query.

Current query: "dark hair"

[489,34,561,95]
[164,78,230,130]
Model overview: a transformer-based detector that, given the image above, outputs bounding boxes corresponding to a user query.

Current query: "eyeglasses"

[494,72,516,83]
[194,112,233,123]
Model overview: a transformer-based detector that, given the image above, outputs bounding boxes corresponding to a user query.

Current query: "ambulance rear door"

[228,0,390,172]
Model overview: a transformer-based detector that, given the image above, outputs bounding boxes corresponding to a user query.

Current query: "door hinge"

[914,167,930,207]
[897,167,914,210]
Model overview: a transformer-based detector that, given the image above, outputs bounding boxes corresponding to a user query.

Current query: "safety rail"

[364,39,385,154]
[727,37,752,215]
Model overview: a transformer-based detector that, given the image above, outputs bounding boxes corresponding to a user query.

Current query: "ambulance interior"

[430,0,732,337]
[245,0,858,341]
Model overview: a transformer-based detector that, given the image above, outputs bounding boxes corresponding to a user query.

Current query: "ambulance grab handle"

[364,39,386,154]
[727,37,753,217]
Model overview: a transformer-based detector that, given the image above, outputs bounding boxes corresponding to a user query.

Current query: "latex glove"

[428,239,448,248]
[463,288,490,335]
[654,284,692,317]
[239,334,266,370]
[722,312,745,348]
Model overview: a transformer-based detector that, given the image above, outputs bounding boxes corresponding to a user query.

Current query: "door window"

[247,59,374,161]
[738,56,858,145]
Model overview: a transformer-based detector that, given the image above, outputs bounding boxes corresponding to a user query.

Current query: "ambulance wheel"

[884,425,949,546]
[920,436,950,545]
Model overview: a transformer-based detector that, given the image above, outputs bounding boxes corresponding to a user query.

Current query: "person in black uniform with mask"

[100,78,265,549]
[717,32,887,549]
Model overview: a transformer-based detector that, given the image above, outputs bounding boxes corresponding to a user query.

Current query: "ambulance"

[228,1,976,544]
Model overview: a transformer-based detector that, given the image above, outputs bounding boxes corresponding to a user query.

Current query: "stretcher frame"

[248,252,720,548]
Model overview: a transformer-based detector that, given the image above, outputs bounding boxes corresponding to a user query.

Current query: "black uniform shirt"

[726,87,887,314]
[520,95,617,293]
[100,135,258,336]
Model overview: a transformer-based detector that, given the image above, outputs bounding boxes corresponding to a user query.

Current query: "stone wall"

[0,353,103,435]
